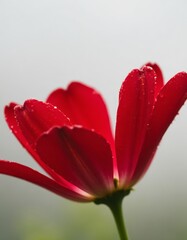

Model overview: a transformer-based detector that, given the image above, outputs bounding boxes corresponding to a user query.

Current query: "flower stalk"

[95,189,130,240]
[107,197,128,240]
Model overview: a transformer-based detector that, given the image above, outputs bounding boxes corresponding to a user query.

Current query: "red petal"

[145,63,164,97]
[0,160,92,202]
[5,102,71,183]
[115,67,156,186]
[14,99,70,147]
[5,102,40,161]
[131,72,187,184]
[46,82,115,151]
[36,126,114,197]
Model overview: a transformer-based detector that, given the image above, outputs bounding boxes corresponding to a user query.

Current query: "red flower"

[1,63,187,202]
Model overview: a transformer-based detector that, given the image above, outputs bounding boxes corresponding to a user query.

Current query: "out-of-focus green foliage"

[15,203,118,240]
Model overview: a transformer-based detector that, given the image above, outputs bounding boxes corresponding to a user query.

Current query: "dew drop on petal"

[159,93,164,99]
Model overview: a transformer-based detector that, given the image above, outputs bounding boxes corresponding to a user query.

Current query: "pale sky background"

[0,0,187,239]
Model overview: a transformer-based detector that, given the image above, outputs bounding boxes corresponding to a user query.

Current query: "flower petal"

[0,160,92,202]
[131,72,187,184]
[5,101,71,183]
[14,99,70,147]
[36,126,114,197]
[115,67,156,186]
[5,102,40,161]
[46,82,114,150]
[145,63,164,97]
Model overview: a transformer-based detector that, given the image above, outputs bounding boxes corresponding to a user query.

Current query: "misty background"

[0,0,187,239]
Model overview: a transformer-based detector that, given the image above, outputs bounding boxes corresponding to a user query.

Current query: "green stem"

[107,197,129,240]
[94,189,130,240]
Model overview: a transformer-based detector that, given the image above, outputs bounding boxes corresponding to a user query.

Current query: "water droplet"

[159,93,164,98]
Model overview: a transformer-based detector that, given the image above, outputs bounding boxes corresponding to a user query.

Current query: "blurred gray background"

[0,0,187,239]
